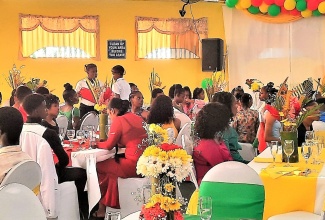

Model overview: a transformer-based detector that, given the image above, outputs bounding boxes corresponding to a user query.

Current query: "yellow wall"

[0,0,225,103]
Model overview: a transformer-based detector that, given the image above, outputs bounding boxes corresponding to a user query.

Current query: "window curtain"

[136,17,208,59]
[223,6,325,91]
[19,14,100,59]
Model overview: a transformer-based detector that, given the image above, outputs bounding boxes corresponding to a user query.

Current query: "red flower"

[160,143,182,151]
[174,210,184,220]
[140,204,166,220]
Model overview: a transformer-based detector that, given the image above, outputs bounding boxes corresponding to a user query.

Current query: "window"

[19,14,99,59]
[136,17,208,59]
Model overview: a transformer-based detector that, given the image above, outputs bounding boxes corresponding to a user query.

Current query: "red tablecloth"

[53,140,89,166]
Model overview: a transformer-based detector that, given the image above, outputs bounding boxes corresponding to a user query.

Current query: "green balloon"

[201,78,213,89]
[312,9,322,16]
[268,4,281,16]
[296,0,306,11]
[248,6,260,14]
[226,0,237,8]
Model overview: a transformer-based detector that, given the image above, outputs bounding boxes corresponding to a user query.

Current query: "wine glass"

[283,140,294,166]
[105,125,110,137]
[76,130,85,151]
[301,142,312,170]
[305,131,315,144]
[58,127,65,144]
[82,125,94,149]
[269,141,279,167]
[199,196,212,220]
[66,129,75,147]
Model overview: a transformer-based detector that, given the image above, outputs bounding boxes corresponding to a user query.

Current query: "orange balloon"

[301,9,312,17]
[318,1,325,13]
[284,0,296,10]
[259,2,270,13]
[240,0,251,9]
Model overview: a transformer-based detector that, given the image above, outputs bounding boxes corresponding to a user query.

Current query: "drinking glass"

[104,211,120,220]
[58,127,65,144]
[105,125,110,137]
[199,196,212,220]
[283,140,294,166]
[82,125,95,149]
[301,142,312,169]
[305,131,315,144]
[76,130,85,151]
[66,129,75,147]
[270,141,279,167]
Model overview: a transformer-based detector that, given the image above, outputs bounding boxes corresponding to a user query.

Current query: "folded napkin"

[264,166,300,179]
[254,155,281,163]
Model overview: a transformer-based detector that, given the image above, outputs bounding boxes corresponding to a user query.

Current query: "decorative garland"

[226,0,325,18]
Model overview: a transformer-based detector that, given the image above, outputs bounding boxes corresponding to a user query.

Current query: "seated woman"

[182,86,195,119]
[0,107,31,183]
[193,102,233,185]
[41,94,60,134]
[129,91,149,121]
[232,93,259,144]
[298,100,320,146]
[147,95,180,141]
[59,83,80,130]
[94,98,147,218]
[212,92,249,164]
[192,87,206,117]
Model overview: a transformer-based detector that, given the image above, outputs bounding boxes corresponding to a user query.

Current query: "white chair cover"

[80,111,99,131]
[58,182,80,220]
[238,142,256,161]
[56,115,69,134]
[0,160,42,192]
[268,211,322,220]
[175,123,189,145]
[0,183,47,220]
[118,177,150,218]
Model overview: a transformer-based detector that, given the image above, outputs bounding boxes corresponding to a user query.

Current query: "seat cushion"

[268,211,321,220]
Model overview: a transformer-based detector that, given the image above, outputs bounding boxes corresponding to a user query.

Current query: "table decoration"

[136,123,193,220]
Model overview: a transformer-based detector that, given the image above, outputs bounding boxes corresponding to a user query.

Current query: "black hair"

[112,65,125,76]
[193,88,204,99]
[9,89,16,106]
[261,82,278,104]
[302,100,317,109]
[316,98,325,111]
[0,107,23,145]
[129,91,143,101]
[44,94,59,109]
[63,83,76,103]
[174,86,185,97]
[15,85,32,102]
[147,95,174,124]
[183,86,192,99]
[84,63,97,72]
[109,98,129,116]
[212,91,235,118]
[168,84,182,99]
[195,103,231,139]
[0,92,2,104]
[23,94,45,115]
[129,83,137,88]
[35,87,50,95]
[151,88,164,99]
[231,86,245,101]
[240,93,253,108]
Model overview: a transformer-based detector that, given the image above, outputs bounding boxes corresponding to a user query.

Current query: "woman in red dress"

[94,98,147,218]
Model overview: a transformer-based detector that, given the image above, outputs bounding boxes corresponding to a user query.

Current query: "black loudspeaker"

[202,38,224,72]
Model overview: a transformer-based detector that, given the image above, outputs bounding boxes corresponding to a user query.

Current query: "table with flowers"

[249,147,325,220]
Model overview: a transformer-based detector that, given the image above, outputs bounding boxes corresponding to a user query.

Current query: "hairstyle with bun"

[108,98,129,116]
[62,83,77,104]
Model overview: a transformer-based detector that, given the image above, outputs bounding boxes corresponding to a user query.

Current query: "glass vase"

[99,113,108,141]
[280,130,299,163]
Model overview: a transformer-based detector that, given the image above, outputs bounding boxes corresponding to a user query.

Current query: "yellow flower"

[160,196,172,212]
[251,82,260,92]
[279,112,284,117]
[143,145,161,157]
[168,198,182,211]
[164,183,175,193]
[158,151,169,161]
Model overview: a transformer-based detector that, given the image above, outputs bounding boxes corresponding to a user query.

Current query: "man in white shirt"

[111,65,131,100]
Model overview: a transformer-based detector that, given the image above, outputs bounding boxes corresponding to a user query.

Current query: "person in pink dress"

[193,102,233,185]
[93,98,147,218]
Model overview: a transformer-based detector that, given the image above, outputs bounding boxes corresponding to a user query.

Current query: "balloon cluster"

[226,0,325,17]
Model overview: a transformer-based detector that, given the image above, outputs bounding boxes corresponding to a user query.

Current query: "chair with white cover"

[0,160,42,194]
[199,161,265,219]
[268,211,322,220]
[118,177,150,218]
[238,142,256,162]
[0,183,47,220]
[175,123,192,151]
[20,124,80,220]
[56,115,69,134]
[79,111,99,130]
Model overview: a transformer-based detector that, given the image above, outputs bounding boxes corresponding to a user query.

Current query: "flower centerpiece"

[201,71,228,102]
[272,77,322,162]
[246,78,264,110]
[136,123,193,220]
[4,64,25,89]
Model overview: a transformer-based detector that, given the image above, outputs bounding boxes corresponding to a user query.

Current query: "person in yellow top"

[75,63,103,118]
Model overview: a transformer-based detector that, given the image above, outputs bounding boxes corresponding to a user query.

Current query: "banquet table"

[53,140,124,216]
[248,147,325,220]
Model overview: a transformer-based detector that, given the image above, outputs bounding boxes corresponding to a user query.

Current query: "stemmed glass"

[82,125,95,149]
[76,130,85,151]
[305,131,315,144]
[58,127,65,145]
[270,141,279,167]
[66,129,75,147]
[301,142,312,170]
[283,140,294,167]
[199,196,212,220]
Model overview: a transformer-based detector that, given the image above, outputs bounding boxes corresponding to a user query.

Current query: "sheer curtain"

[223,7,325,91]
